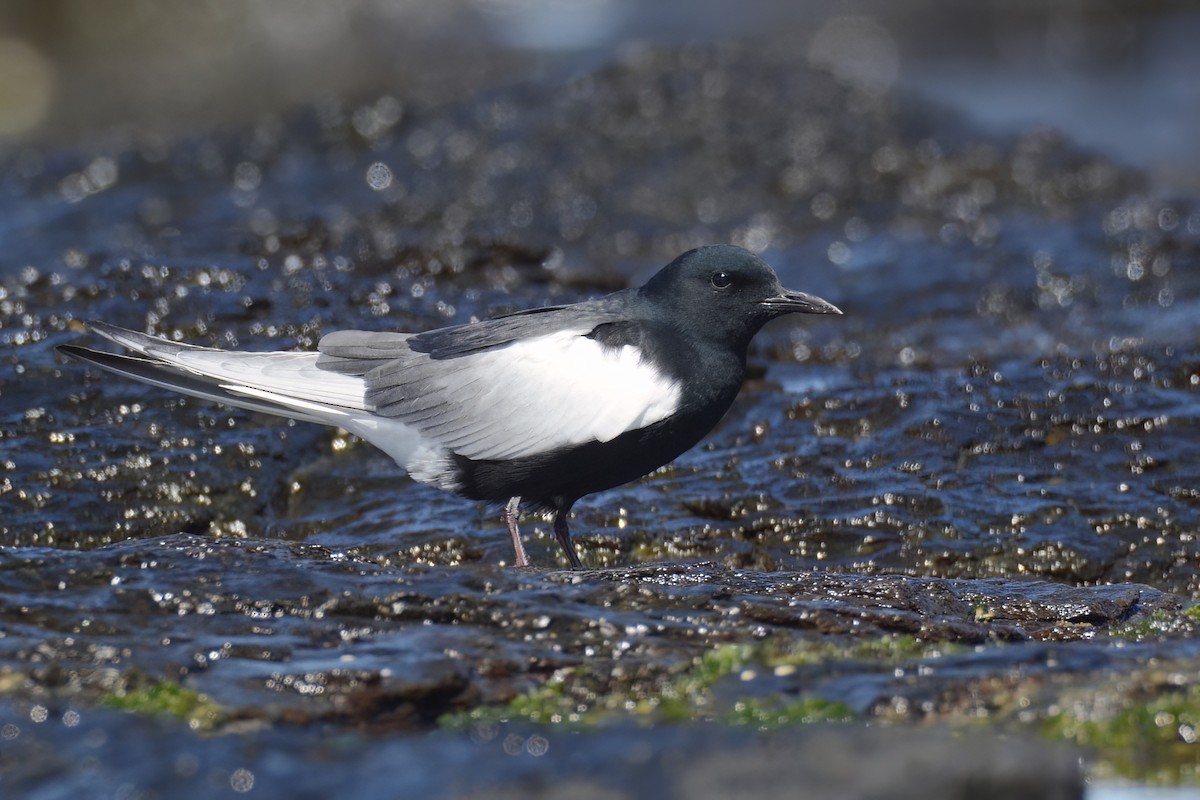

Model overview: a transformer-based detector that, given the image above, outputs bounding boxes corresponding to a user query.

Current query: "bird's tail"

[59,323,453,485]
[57,322,369,427]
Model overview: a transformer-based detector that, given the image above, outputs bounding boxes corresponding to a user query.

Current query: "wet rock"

[1,17,1199,793]
[0,698,1080,800]
[673,728,1081,800]
[463,729,1082,800]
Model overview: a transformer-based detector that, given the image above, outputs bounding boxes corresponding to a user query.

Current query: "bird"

[58,245,841,569]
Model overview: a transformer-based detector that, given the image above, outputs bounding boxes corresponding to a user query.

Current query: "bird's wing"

[63,307,684,477]
[58,323,437,481]
[56,343,338,425]
[405,303,598,359]
[319,308,684,462]
[77,322,368,414]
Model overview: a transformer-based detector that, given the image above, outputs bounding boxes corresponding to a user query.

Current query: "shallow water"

[2,28,1199,797]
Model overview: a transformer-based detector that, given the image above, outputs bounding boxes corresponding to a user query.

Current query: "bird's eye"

[711,271,732,289]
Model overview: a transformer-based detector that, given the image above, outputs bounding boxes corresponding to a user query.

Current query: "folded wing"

[62,312,683,488]
[322,325,682,462]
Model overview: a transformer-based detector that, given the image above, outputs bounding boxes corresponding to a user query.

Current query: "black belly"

[450,407,722,511]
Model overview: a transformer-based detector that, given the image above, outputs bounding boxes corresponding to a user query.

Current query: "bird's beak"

[761,290,842,315]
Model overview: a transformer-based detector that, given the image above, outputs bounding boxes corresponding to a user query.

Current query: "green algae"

[101,681,223,731]
[1107,609,1191,641]
[438,638,949,730]
[725,697,855,728]
[1041,683,1200,784]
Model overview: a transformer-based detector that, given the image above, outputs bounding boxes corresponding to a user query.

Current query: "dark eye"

[711,271,732,289]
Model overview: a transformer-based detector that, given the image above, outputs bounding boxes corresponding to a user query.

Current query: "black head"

[640,245,841,352]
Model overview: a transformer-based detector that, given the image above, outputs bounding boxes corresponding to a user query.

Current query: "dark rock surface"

[2,16,1199,797]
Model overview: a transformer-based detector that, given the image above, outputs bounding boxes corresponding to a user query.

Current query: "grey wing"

[57,343,336,425]
[404,294,631,359]
[317,310,682,463]
[68,322,369,419]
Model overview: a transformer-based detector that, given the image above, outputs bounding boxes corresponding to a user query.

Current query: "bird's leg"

[552,502,584,570]
[504,495,528,568]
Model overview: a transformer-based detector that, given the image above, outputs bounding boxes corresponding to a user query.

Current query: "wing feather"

[67,304,684,479]
[354,328,683,461]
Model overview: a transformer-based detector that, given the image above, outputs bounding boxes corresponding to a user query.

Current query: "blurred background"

[0,0,1197,191]
[4,4,1200,793]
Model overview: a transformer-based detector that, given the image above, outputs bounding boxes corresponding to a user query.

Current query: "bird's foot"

[553,507,584,570]
[504,495,529,568]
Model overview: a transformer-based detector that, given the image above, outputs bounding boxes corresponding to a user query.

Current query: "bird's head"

[640,245,841,351]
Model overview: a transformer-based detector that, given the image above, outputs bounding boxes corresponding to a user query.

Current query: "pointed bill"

[760,290,842,315]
